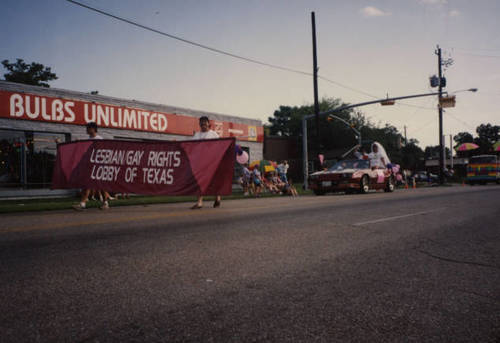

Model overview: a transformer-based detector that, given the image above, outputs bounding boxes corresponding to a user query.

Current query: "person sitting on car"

[368,142,390,169]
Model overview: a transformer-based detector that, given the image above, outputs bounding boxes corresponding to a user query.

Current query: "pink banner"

[52,138,235,195]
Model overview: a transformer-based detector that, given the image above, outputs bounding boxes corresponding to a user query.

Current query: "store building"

[0,81,264,198]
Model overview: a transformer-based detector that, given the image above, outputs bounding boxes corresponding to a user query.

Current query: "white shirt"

[369,152,385,168]
[193,130,219,140]
[89,135,103,140]
[278,163,289,174]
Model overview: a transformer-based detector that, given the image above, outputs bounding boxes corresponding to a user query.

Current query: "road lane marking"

[352,208,444,226]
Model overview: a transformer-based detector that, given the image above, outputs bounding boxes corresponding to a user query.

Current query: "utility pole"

[302,91,445,188]
[434,45,444,185]
[450,134,454,170]
[436,45,445,184]
[311,12,321,169]
[404,125,407,146]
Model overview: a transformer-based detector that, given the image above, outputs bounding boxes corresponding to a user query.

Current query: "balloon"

[236,151,249,164]
[235,144,243,155]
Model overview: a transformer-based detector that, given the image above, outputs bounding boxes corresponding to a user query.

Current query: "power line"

[447,46,500,53]
[64,0,312,76]
[446,112,476,131]
[412,117,436,134]
[65,0,438,114]
[318,76,378,99]
[65,0,393,101]
[454,52,500,59]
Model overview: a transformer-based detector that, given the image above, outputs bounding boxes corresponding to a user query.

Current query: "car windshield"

[469,155,496,164]
[329,159,369,171]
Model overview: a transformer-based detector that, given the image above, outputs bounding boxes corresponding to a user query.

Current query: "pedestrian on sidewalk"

[72,122,111,211]
[191,116,221,209]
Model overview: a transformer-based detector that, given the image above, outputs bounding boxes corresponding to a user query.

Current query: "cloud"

[360,6,391,17]
[419,0,448,4]
[449,9,460,17]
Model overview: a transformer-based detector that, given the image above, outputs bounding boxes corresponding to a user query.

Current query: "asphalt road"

[1,186,499,342]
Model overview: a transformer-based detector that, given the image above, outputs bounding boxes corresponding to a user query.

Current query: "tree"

[401,139,424,170]
[474,123,499,153]
[425,145,451,159]
[2,58,57,87]
[266,97,361,157]
[453,131,474,147]
[267,97,421,169]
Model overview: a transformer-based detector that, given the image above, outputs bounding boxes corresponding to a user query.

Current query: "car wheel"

[385,176,395,192]
[313,189,325,196]
[359,175,370,194]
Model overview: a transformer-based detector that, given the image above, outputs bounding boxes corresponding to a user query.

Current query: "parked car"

[308,159,395,195]
[412,171,438,183]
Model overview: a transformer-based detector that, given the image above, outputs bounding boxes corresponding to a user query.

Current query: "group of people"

[73,116,295,211]
[239,161,299,197]
[353,142,392,169]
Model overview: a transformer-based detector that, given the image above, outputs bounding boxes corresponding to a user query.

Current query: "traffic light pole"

[302,91,443,189]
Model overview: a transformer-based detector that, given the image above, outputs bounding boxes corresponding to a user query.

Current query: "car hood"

[311,169,358,176]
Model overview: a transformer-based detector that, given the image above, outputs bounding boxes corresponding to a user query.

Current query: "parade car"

[308,159,395,195]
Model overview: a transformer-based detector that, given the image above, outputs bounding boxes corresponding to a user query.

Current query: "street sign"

[439,95,456,108]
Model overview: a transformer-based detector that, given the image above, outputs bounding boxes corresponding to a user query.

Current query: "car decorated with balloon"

[308,159,395,195]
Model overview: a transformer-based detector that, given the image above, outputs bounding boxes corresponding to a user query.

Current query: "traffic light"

[380,100,395,106]
[430,75,439,87]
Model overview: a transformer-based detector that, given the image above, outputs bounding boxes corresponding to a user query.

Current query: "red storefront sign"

[52,138,235,195]
[0,90,263,142]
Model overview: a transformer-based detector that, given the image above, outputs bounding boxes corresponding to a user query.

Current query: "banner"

[0,90,264,142]
[52,138,235,196]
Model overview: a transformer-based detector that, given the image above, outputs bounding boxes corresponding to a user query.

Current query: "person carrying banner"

[191,116,222,209]
[72,122,111,211]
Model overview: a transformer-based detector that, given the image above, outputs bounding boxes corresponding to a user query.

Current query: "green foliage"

[266,97,420,169]
[401,139,424,170]
[425,145,451,159]
[474,123,499,154]
[2,58,57,87]
[453,131,474,146]
[453,123,499,156]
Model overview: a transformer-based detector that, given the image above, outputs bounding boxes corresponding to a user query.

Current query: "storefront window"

[0,130,69,189]
[0,130,25,189]
[26,132,68,188]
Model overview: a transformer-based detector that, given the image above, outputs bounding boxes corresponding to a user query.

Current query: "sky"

[1,0,499,148]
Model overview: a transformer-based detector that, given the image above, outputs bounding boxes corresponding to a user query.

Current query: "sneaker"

[99,202,110,210]
[213,200,221,208]
[72,204,86,211]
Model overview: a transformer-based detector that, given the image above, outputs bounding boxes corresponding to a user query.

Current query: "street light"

[327,114,362,148]
[302,91,443,188]
[449,88,478,94]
